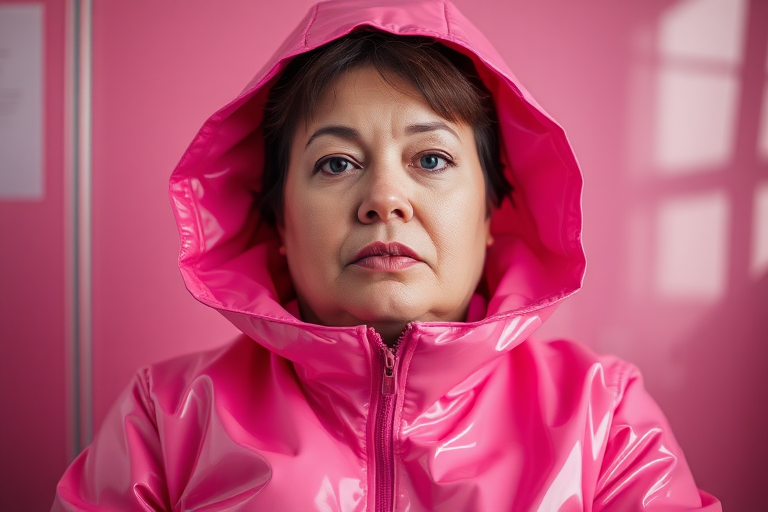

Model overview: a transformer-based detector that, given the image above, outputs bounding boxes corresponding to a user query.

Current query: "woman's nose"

[357,166,414,224]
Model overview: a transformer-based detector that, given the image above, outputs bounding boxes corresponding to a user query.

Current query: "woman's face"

[280,66,490,343]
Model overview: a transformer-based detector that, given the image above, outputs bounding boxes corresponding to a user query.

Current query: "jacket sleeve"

[52,368,170,512]
[594,363,721,511]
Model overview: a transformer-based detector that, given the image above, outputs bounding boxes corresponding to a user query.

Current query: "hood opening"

[169,7,585,328]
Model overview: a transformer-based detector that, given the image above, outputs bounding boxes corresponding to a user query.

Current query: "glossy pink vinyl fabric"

[53,0,721,510]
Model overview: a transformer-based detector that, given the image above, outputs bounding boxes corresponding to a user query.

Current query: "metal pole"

[70,0,93,456]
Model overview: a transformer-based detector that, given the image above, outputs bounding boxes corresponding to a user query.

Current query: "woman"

[53,0,720,510]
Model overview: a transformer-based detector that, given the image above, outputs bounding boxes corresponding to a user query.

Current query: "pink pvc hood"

[169,0,585,329]
[53,1,720,510]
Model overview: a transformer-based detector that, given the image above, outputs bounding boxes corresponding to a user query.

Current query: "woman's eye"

[417,154,449,171]
[318,157,353,175]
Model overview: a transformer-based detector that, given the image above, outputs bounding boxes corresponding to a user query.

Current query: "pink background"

[1,1,766,510]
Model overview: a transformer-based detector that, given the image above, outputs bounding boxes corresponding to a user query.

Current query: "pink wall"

[1,0,765,510]
[0,1,68,510]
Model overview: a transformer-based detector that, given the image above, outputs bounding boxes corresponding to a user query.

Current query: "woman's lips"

[351,241,421,271]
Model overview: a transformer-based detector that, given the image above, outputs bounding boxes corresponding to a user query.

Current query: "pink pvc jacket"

[53,1,721,510]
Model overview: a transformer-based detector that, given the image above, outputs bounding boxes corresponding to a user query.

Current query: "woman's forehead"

[299,66,464,140]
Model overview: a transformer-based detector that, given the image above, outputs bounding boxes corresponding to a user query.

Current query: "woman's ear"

[276,224,286,256]
[485,218,494,248]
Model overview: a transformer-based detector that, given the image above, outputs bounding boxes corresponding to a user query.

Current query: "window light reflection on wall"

[654,0,746,174]
[759,83,768,161]
[654,70,739,171]
[751,182,768,279]
[655,191,730,301]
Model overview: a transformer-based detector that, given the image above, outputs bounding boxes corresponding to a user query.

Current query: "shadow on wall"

[673,273,768,512]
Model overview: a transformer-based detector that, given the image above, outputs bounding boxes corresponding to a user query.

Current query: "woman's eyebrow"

[304,122,459,149]
[305,125,360,148]
[405,121,459,139]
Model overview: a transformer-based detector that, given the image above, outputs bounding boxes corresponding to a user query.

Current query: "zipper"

[370,326,410,512]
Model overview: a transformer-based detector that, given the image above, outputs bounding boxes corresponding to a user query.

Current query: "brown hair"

[257,30,512,225]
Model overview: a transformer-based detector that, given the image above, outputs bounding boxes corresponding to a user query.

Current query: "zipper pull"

[382,347,396,395]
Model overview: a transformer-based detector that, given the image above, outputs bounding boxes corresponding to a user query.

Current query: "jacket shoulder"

[142,334,273,413]
[519,337,634,400]
[517,339,720,510]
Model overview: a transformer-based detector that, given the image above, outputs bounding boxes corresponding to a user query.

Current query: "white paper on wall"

[0,4,44,200]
